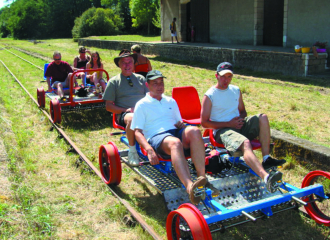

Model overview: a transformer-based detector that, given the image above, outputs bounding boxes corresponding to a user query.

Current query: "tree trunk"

[148,21,150,35]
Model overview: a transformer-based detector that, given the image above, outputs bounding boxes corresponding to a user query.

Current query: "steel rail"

[4,48,44,71]
[0,58,162,240]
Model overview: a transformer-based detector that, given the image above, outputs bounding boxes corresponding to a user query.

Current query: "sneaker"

[266,171,283,193]
[262,156,286,169]
[128,151,140,167]
[205,181,220,196]
[188,176,207,205]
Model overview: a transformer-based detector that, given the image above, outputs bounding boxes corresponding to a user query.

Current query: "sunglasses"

[80,51,86,54]
[127,77,133,87]
[54,58,61,61]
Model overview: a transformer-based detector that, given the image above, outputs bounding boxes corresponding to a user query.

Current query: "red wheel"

[166,203,212,240]
[302,170,330,226]
[50,99,61,124]
[99,142,122,185]
[37,87,45,108]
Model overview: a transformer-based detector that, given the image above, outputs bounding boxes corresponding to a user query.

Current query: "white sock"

[263,155,270,162]
[129,145,136,152]
[264,174,269,183]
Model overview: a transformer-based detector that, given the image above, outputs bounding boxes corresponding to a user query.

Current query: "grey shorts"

[51,80,69,89]
[215,114,260,153]
[148,128,190,160]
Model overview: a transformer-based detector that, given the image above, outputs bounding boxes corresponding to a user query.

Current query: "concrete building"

[161,0,330,50]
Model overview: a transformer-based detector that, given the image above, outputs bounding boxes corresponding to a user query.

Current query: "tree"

[129,0,160,35]
[72,7,123,39]
[0,7,11,38]
[6,0,49,39]
[101,0,132,32]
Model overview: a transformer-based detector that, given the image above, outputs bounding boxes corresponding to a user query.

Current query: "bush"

[72,7,124,39]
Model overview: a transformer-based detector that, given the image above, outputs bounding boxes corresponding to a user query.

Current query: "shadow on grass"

[60,108,112,131]
[112,181,168,225]
[149,55,330,89]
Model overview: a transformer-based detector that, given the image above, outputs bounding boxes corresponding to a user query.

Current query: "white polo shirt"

[131,93,182,140]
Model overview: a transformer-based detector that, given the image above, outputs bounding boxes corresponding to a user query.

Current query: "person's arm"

[105,100,133,114]
[147,58,152,71]
[73,57,78,70]
[201,95,243,130]
[135,129,159,165]
[86,63,91,78]
[46,77,52,91]
[238,91,247,119]
[99,63,104,79]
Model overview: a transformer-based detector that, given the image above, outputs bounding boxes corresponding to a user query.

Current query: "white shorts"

[171,32,177,37]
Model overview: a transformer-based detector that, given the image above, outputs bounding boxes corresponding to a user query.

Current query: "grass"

[0,38,329,239]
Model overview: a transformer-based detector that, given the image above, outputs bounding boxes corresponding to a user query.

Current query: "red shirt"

[45,61,73,84]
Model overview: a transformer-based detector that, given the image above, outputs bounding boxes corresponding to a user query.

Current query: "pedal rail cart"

[37,69,110,123]
[99,135,330,240]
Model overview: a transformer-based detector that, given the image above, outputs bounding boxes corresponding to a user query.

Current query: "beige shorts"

[215,114,261,153]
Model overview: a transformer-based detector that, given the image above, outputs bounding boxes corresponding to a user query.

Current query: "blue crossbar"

[203,183,325,224]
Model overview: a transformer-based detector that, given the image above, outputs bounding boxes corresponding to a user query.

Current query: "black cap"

[217,62,234,76]
[146,70,166,81]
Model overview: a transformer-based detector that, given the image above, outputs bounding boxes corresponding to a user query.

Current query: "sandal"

[188,176,207,205]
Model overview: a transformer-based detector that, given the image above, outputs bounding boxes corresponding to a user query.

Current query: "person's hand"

[47,86,53,92]
[126,107,134,113]
[229,117,244,129]
[174,121,185,129]
[147,148,159,165]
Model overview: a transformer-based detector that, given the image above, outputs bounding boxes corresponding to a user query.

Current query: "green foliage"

[5,0,49,39]
[0,6,11,38]
[72,7,123,39]
[102,0,132,32]
[130,0,160,34]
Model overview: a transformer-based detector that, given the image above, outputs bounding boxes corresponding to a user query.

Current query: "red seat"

[172,86,201,125]
[112,113,125,131]
[203,129,261,150]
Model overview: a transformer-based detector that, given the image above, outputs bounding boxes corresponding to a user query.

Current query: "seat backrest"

[172,86,201,120]
[43,63,49,80]
[112,113,125,131]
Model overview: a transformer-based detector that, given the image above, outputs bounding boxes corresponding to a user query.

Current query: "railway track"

[1,47,162,240]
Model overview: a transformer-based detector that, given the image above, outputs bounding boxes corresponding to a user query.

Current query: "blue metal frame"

[119,135,328,227]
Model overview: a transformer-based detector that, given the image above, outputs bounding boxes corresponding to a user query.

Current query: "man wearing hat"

[103,50,148,166]
[131,70,219,205]
[201,62,286,193]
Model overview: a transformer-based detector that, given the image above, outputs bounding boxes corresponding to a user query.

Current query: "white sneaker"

[128,151,140,166]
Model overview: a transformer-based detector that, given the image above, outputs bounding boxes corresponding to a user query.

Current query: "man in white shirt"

[201,62,286,193]
[131,70,217,205]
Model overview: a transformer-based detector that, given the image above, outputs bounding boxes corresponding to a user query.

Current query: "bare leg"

[258,114,271,156]
[181,126,205,178]
[124,113,135,147]
[56,83,64,98]
[241,140,268,179]
[161,136,193,191]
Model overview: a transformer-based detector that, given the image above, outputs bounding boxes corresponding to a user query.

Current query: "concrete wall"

[161,0,181,41]
[209,0,255,45]
[287,0,330,50]
[78,39,328,76]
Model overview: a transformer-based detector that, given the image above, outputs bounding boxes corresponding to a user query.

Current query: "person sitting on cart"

[131,44,152,78]
[201,62,286,193]
[72,46,91,83]
[86,51,106,92]
[45,51,77,99]
[131,70,219,205]
[103,49,148,167]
